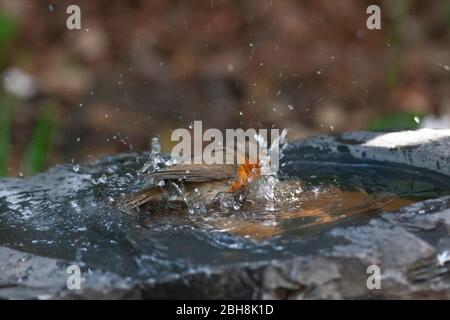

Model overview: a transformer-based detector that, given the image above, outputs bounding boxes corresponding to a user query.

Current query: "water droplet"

[73,164,80,173]
[413,116,421,124]
[287,104,294,111]
[98,175,107,184]
[70,200,81,213]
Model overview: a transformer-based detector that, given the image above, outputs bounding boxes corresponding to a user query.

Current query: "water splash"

[139,137,169,174]
[170,182,207,215]
[251,128,289,210]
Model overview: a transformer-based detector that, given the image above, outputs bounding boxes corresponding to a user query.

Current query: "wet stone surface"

[1,129,450,299]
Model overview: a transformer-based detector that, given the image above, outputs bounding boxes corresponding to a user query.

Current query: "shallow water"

[0,154,449,279]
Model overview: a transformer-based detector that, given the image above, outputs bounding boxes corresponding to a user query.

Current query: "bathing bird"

[118,160,261,213]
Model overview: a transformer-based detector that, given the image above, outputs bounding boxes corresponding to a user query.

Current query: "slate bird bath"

[1,129,450,299]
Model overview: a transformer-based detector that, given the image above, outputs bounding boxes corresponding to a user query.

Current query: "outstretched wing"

[119,187,162,209]
[142,163,236,182]
[118,164,236,211]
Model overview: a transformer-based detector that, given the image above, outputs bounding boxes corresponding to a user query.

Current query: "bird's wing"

[118,187,163,210]
[142,163,236,182]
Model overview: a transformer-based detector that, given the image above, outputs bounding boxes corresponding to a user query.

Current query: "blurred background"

[0,0,449,176]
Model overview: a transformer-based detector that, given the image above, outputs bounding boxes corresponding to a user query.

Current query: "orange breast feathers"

[228,161,261,192]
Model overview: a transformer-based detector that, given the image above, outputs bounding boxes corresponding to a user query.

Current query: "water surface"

[0,154,449,279]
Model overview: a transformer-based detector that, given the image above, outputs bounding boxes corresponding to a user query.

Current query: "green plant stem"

[24,101,57,175]
[0,95,14,176]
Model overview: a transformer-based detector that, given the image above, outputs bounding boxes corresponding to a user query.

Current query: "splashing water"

[251,129,289,210]
[170,182,207,215]
[139,137,173,174]
[134,131,291,215]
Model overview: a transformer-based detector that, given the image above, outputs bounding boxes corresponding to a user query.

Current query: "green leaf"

[0,94,14,176]
[24,101,57,175]
[0,11,17,49]
[366,112,423,131]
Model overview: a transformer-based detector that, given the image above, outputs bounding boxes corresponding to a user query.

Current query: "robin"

[118,156,262,214]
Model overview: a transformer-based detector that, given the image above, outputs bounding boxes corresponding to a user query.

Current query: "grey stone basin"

[1,129,450,299]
